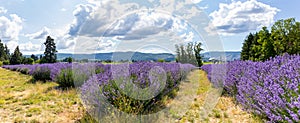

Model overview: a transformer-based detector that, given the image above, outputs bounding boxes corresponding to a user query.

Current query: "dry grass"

[0,68,85,122]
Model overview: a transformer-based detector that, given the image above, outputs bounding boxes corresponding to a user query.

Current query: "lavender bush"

[202,54,300,122]
[80,62,196,115]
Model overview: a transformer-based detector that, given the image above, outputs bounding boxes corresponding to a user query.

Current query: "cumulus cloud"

[67,0,201,39]
[0,7,7,14]
[25,27,50,40]
[0,14,23,41]
[19,42,42,52]
[56,35,76,50]
[68,4,94,36]
[56,0,207,52]
[208,0,279,35]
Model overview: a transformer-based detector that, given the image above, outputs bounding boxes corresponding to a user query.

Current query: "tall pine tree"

[4,44,10,61]
[241,33,254,60]
[43,36,57,63]
[10,46,23,65]
[0,39,5,61]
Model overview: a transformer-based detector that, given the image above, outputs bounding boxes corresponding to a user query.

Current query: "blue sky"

[0,0,299,54]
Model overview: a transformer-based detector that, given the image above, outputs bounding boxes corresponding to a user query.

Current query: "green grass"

[203,62,213,65]
[0,68,84,122]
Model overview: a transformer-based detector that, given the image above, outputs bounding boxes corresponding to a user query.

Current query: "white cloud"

[0,14,23,41]
[25,27,50,40]
[19,42,42,52]
[56,35,76,50]
[191,0,202,4]
[60,8,67,12]
[68,4,94,36]
[56,0,206,53]
[208,0,279,35]
[0,7,7,14]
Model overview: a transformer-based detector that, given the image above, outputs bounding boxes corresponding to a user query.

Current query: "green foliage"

[0,40,10,62]
[23,58,34,65]
[43,36,57,63]
[32,67,51,82]
[157,59,165,63]
[56,68,99,88]
[62,57,73,63]
[241,18,300,61]
[3,60,9,65]
[175,42,203,67]
[56,68,74,88]
[10,46,23,65]
[0,61,3,66]
[194,42,203,67]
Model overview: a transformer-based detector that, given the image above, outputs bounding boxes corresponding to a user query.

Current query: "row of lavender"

[2,63,106,86]
[81,62,196,115]
[201,54,300,122]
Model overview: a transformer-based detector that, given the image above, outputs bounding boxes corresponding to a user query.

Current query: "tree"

[241,33,254,60]
[4,44,10,61]
[62,57,73,63]
[43,36,57,63]
[0,39,6,61]
[258,27,275,61]
[10,46,23,65]
[193,42,204,67]
[175,42,204,67]
[271,18,300,55]
[241,18,300,61]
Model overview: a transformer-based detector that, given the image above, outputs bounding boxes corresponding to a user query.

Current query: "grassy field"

[0,68,84,122]
[0,67,260,122]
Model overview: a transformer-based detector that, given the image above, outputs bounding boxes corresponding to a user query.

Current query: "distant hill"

[25,51,241,62]
[202,51,241,62]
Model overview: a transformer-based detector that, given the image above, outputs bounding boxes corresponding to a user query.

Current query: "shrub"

[23,58,34,65]
[0,61,3,67]
[32,67,51,82]
[157,59,165,63]
[3,60,9,65]
[56,67,99,88]
[56,68,74,88]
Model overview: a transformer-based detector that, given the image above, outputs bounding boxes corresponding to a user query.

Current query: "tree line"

[0,36,57,65]
[175,42,204,67]
[241,18,300,61]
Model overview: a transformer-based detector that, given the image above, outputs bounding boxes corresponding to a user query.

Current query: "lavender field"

[2,54,300,122]
[202,54,300,122]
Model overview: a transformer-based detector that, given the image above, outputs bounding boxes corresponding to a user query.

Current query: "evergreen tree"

[241,33,254,60]
[43,36,57,63]
[4,44,10,60]
[10,46,23,65]
[0,39,5,61]
[193,42,204,67]
[258,27,275,61]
